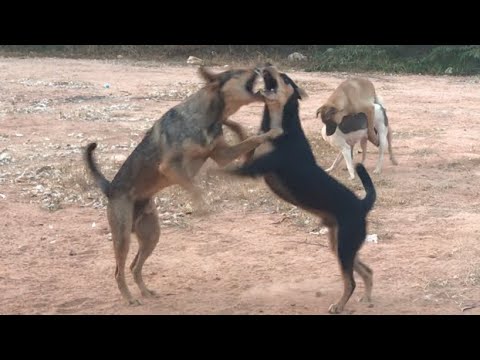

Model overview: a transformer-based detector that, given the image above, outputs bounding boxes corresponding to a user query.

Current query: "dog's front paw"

[128,298,143,306]
[328,303,344,314]
[358,295,372,303]
[142,289,160,298]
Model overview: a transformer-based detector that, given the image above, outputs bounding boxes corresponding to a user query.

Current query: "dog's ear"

[297,87,308,100]
[198,66,218,83]
[317,105,337,123]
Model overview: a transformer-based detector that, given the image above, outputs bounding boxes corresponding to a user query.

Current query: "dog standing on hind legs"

[84,66,281,305]
[222,65,377,314]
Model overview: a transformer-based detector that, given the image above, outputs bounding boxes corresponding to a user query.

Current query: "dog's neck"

[261,96,303,135]
[262,106,283,133]
[181,88,225,125]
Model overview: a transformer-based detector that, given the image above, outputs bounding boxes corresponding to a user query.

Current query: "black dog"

[224,65,377,314]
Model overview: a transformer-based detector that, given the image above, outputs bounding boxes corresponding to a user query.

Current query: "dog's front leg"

[341,147,356,180]
[159,160,207,214]
[325,152,343,173]
[210,130,281,167]
[223,119,255,164]
[223,119,249,142]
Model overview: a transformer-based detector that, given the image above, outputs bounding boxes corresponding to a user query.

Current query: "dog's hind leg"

[360,137,368,164]
[326,221,338,253]
[387,127,398,165]
[108,197,140,305]
[366,105,380,147]
[354,256,373,303]
[328,226,362,314]
[130,199,160,298]
[374,132,387,174]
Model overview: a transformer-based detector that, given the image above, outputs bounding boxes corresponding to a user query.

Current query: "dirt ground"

[1,57,480,315]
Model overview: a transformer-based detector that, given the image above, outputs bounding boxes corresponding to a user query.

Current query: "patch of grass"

[306,45,480,76]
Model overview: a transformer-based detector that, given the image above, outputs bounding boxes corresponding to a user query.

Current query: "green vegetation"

[1,45,479,75]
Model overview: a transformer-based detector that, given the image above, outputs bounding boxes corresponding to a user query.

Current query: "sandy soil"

[1,57,480,315]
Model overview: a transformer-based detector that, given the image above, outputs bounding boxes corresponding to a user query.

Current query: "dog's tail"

[356,163,376,213]
[374,94,385,108]
[84,142,111,197]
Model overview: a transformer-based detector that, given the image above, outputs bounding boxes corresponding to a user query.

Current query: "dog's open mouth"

[262,69,278,96]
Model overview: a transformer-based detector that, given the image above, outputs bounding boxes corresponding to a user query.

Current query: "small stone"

[187,56,203,65]
[287,52,307,61]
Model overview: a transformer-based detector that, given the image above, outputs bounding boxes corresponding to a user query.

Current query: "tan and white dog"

[317,78,382,147]
[321,102,398,179]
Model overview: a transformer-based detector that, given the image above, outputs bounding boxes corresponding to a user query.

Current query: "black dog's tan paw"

[265,128,283,140]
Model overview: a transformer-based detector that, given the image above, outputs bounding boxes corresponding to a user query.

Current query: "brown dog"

[84,66,280,305]
[316,78,382,147]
